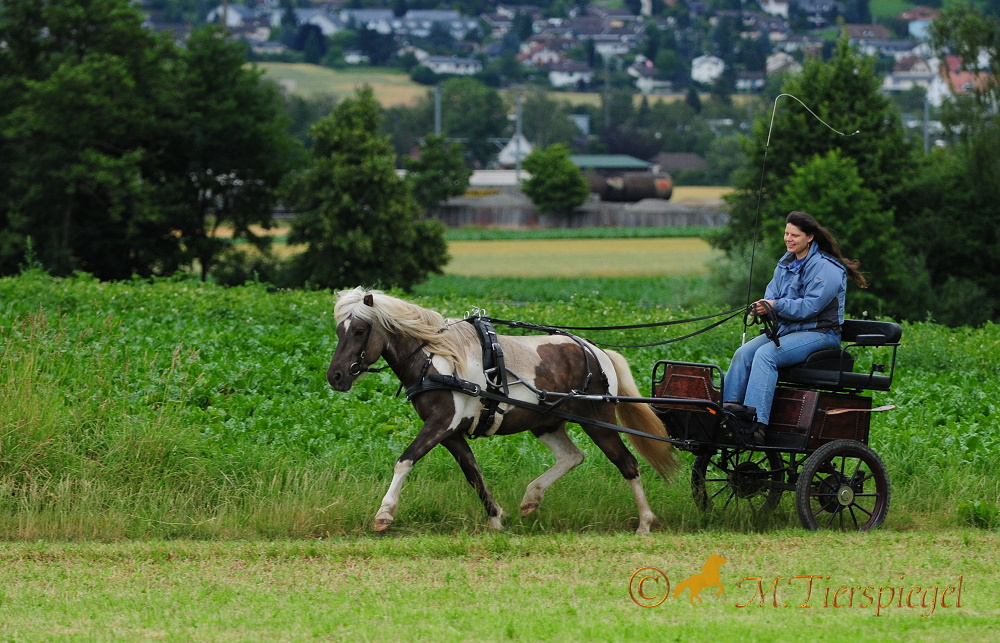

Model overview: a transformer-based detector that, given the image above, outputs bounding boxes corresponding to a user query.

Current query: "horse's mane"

[334,287,478,372]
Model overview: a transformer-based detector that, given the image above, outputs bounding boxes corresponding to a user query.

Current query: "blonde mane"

[334,288,478,372]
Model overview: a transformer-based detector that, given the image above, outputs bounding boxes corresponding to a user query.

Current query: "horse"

[326,287,679,534]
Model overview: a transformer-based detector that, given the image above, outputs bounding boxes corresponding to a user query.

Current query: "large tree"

[521,144,589,217]
[888,4,1000,325]
[0,0,181,278]
[156,26,301,281]
[714,36,916,314]
[285,87,448,291]
[0,2,299,281]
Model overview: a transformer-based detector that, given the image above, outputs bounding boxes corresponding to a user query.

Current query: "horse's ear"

[363,294,374,307]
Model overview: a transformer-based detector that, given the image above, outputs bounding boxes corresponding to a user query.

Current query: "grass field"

[445,237,719,277]
[256,62,710,108]
[2,241,998,639]
[0,533,995,640]
[257,62,430,106]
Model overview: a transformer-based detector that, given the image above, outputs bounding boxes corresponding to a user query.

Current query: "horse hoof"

[488,516,504,530]
[373,513,394,532]
[520,503,538,517]
[634,524,652,535]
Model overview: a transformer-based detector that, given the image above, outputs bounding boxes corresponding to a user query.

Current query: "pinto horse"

[327,287,678,534]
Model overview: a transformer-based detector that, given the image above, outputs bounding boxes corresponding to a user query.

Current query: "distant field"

[256,62,715,109]
[870,0,918,20]
[256,62,430,106]
[445,237,718,277]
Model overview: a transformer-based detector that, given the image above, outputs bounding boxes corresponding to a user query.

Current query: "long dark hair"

[786,211,867,287]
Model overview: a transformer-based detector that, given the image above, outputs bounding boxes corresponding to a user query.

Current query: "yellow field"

[255,63,757,110]
[445,237,719,277]
[256,62,430,106]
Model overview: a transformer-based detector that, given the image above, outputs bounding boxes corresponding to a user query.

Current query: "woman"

[723,211,867,444]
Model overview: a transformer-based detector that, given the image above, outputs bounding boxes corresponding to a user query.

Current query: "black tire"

[795,439,890,531]
[692,448,785,514]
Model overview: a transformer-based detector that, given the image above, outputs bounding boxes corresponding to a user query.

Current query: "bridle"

[345,316,429,377]
[346,318,377,376]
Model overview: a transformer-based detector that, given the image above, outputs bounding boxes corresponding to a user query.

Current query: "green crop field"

[1,250,998,638]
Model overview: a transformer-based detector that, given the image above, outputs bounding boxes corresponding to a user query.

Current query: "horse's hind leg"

[441,435,506,530]
[521,426,584,517]
[580,413,658,535]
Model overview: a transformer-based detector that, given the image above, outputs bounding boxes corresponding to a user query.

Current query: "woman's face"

[784,223,814,259]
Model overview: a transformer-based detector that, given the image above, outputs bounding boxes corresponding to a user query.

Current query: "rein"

[743,300,781,347]
[481,306,748,349]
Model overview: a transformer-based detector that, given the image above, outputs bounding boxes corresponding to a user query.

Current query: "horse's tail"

[607,349,679,480]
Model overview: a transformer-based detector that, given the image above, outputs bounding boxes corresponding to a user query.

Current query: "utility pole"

[434,86,441,136]
[923,93,930,154]
[603,55,611,130]
[515,92,523,183]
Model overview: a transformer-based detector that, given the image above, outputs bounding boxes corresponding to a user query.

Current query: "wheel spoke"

[848,456,863,482]
[851,502,874,518]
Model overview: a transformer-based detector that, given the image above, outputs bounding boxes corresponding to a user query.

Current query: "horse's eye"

[354,327,366,336]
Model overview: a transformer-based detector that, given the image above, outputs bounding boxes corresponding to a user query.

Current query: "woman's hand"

[752,299,775,316]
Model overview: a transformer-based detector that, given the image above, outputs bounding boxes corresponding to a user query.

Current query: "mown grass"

[0,532,995,641]
[1,269,997,542]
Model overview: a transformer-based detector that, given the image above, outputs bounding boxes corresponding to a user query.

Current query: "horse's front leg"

[374,421,448,532]
[441,434,506,530]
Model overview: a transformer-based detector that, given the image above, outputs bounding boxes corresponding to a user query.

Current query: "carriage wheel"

[692,448,785,515]
[795,439,890,531]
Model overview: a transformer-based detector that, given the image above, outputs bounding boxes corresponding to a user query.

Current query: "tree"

[0,0,182,278]
[404,135,473,209]
[438,77,507,167]
[713,36,915,312]
[521,144,589,216]
[887,4,1000,324]
[157,26,301,281]
[285,87,448,291]
[929,4,1000,141]
[772,150,900,315]
[520,89,580,149]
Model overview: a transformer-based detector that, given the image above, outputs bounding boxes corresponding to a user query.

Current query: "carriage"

[649,318,901,531]
[327,289,902,534]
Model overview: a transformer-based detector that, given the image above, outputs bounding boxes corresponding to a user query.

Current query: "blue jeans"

[723,330,841,425]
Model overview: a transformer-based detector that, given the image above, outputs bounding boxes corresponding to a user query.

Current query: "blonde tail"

[607,349,679,480]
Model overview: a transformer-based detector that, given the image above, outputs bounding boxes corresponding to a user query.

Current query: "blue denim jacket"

[764,241,846,337]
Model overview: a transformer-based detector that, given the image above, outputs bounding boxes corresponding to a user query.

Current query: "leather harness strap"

[405,316,613,440]
[467,317,509,438]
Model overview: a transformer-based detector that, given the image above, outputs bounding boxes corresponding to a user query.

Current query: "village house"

[691,55,725,85]
[881,56,936,93]
[424,56,482,76]
[899,6,942,40]
[545,60,594,89]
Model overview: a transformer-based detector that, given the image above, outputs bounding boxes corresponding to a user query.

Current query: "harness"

[405,316,611,439]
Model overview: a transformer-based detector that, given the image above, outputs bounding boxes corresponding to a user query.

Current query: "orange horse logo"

[673,554,727,606]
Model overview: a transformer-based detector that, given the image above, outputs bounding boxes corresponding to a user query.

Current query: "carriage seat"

[778,319,902,392]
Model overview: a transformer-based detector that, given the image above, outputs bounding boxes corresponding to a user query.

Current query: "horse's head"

[328,293,388,392]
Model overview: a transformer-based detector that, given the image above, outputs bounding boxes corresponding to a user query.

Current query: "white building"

[546,60,593,89]
[691,55,725,84]
[760,0,790,19]
[424,56,483,76]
